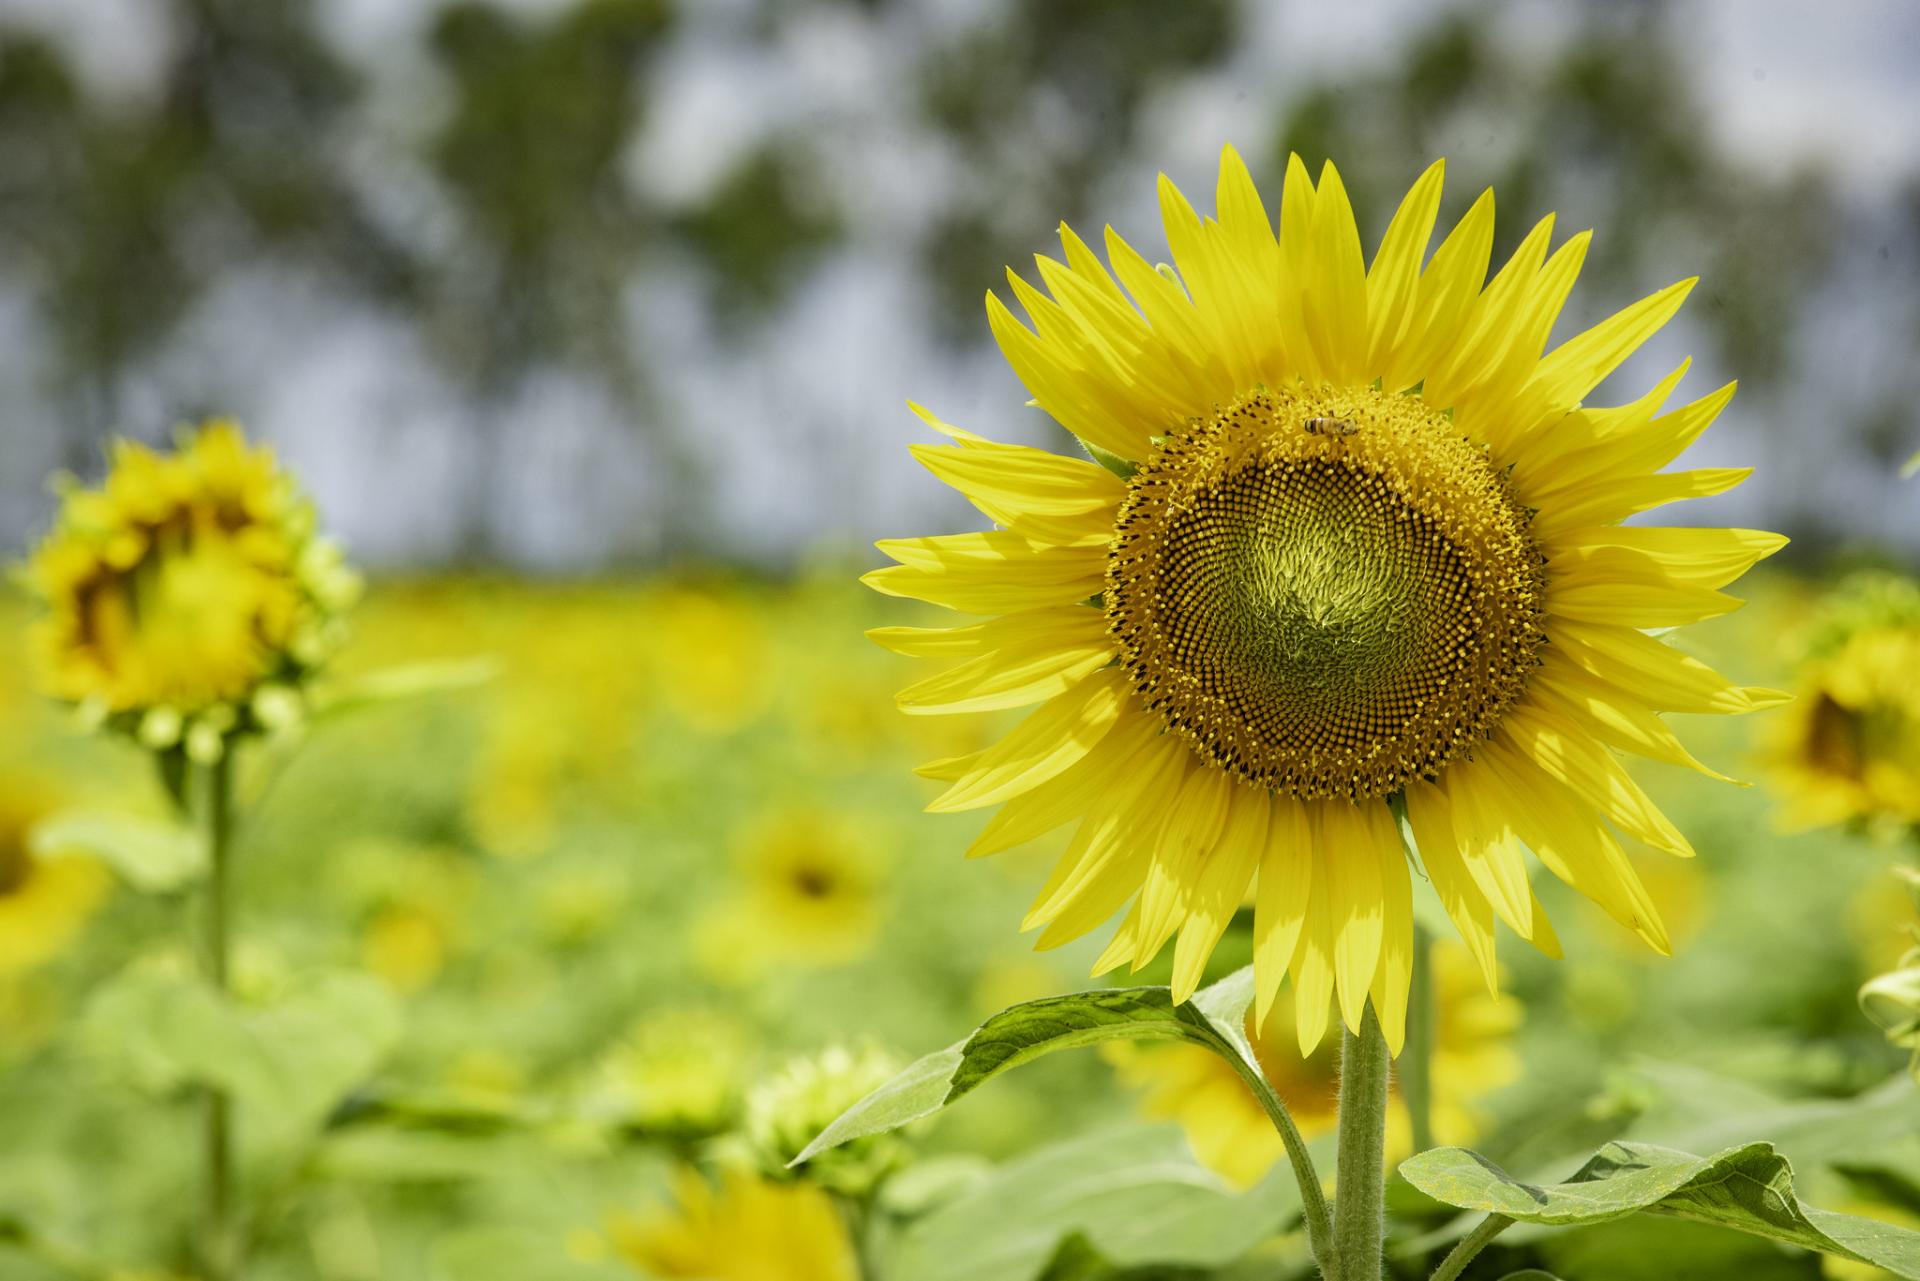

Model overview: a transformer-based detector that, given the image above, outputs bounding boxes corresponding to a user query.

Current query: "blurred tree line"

[0,0,1913,562]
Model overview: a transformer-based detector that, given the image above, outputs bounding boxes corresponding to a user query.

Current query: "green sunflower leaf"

[78,967,403,1138]
[29,808,206,892]
[307,658,498,722]
[793,967,1263,1165]
[1401,1140,1920,1277]
[882,1123,1301,1281]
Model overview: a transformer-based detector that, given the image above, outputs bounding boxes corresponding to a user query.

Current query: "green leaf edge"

[793,968,1258,1166]
[1401,1139,1920,1276]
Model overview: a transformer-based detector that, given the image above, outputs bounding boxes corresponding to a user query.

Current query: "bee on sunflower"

[21,419,359,761]
[867,146,1784,1062]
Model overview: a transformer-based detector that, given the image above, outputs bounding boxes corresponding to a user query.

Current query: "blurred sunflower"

[610,1165,857,1281]
[21,420,358,751]
[737,811,883,968]
[1768,574,1920,834]
[1109,941,1516,1187]
[0,777,113,977]
[869,146,1782,1053]
[650,586,772,737]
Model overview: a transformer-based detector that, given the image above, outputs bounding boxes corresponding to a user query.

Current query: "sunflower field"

[4,4,1920,1281]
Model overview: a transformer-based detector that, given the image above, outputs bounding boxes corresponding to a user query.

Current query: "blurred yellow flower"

[1110,942,1517,1187]
[361,905,447,995]
[611,1165,857,1281]
[1768,578,1920,832]
[651,586,771,736]
[0,777,112,977]
[735,811,883,969]
[22,420,357,746]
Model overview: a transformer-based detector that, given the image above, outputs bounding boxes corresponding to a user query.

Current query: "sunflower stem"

[1229,1043,1332,1269]
[199,751,237,1281]
[1405,925,1435,1155]
[1427,1213,1513,1281]
[1329,1006,1390,1281]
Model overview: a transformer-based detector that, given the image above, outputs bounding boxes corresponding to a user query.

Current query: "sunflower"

[867,148,1784,1054]
[1110,940,1516,1187]
[738,810,883,968]
[1767,574,1920,834]
[22,420,359,750]
[610,1165,857,1281]
[0,777,113,977]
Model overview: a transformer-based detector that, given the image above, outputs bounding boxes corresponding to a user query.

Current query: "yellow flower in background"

[22,420,358,749]
[739,811,883,968]
[1110,941,1517,1187]
[0,777,112,976]
[1768,574,1920,833]
[868,146,1783,1054]
[651,585,771,736]
[611,1165,857,1281]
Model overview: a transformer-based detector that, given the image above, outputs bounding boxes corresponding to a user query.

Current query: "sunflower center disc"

[1106,386,1546,800]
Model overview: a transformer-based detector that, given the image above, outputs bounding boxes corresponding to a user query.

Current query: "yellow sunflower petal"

[1134,761,1234,972]
[1170,781,1267,1004]
[1253,793,1314,1027]
[865,531,1105,615]
[927,668,1128,813]
[1364,158,1445,372]
[1543,526,1788,590]
[1368,809,1415,1056]
[1320,800,1387,1035]
[1497,704,1694,857]
[966,709,1160,858]
[1437,762,1536,940]
[1532,657,1737,783]
[1552,619,1781,715]
[1528,466,1752,541]
[1404,782,1499,991]
[894,621,1115,716]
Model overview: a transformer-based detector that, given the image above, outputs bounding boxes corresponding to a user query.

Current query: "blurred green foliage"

[0,570,1916,1279]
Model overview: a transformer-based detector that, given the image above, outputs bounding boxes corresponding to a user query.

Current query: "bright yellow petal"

[1134,760,1233,972]
[1404,782,1499,990]
[1543,526,1788,591]
[864,531,1105,615]
[1437,762,1536,940]
[1496,704,1694,857]
[894,621,1115,716]
[1254,793,1313,1027]
[927,668,1128,812]
[1368,807,1414,1056]
[1319,799,1386,1036]
[1170,780,1268,1003]
[1528,467,1752,541]
[966,709,1160,858]
[1550,619,1783,715]
[1364,158,1445,373]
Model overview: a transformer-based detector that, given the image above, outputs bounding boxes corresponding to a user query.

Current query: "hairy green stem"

[1329,1006,1390,1281]
[1428,1213,1513,1281]
[200,753,236,1281]
[1405,926,1435,1155]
